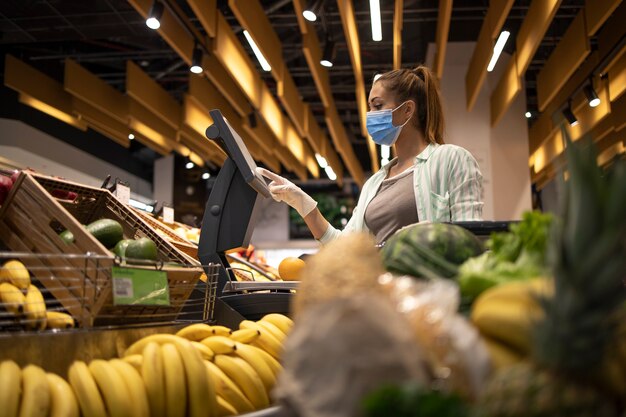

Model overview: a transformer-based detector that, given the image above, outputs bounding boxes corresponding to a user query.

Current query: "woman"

[258,65,483,245]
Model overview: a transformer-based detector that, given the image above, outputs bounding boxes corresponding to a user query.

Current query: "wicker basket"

[0,172,204,326]
[132,208,198,259]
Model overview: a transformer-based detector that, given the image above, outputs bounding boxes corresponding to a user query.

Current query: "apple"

[0,175,13,205]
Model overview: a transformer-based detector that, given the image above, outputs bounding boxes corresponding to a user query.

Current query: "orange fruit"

[278,257,306,281]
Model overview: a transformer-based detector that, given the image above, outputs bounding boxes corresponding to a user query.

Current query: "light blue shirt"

[319,143,484,244]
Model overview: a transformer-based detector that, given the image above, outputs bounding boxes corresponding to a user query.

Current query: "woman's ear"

[405,100,416,117]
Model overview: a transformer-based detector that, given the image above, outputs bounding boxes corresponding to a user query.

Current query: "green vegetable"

[86,218,124,249]
[124,238,158,261]
[59,229,74,244]
[112,239,133,258]
[381,223,484,279]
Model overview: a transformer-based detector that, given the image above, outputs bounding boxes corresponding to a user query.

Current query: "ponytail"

[375,65,445,144]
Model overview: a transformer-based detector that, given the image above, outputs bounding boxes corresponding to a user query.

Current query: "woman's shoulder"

[433,143,473,157]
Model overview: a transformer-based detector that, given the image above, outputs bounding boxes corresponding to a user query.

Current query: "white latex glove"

[256,167,317,217]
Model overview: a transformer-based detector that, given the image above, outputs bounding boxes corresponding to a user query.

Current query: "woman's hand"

[256,167,318,217]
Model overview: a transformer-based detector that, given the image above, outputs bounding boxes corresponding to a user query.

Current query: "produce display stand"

[133,207,199,259]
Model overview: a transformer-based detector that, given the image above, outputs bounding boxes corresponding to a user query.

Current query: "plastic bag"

[379,274,492,400]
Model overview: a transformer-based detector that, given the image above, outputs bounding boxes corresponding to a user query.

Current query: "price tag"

[163,206,174,224]
[115,183,130,205]
[112,267,170,306]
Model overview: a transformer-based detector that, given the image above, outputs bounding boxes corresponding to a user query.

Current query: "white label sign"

[163,206,174,224]
[115,183,130,205]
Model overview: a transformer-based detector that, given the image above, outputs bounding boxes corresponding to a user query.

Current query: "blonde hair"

[376,66,445,144]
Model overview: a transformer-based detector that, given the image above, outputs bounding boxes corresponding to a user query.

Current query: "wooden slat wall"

[433,0,453,78]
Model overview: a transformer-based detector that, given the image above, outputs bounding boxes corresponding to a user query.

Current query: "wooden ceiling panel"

[515,0,562,74]
[393,0,403,70]
[584,0,622,36]
[187,0,217,38]
[490,53,521,126]
[433,0,453,78]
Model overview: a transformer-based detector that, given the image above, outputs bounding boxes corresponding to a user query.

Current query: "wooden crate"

[0,172,206,327]
[132,208,198,259]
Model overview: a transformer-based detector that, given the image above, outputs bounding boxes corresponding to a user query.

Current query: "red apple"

[10,170,19,184]
[0,175,13,205]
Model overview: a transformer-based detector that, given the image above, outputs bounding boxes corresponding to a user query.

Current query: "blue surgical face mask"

[366,101,413,146]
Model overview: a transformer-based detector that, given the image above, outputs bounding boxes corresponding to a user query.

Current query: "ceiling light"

[128,133,135,140]
[320,37,336,68]
[324,165,337,181]
[369,0,382,41]
[185,161,194,170]
[562,103,578,127]
[303,0,323,22]
[202,172,210,180]
[584,84,601,108]
[146,1,164,30]
[243,30,271,72]
[190,43,203,74]
[487,30,510,72]
[303,10,317,21]
[525,111,532,119]
[381,145,390,159]
[315,153,328,168]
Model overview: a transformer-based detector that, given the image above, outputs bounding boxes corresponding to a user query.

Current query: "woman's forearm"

[303,208,331,240]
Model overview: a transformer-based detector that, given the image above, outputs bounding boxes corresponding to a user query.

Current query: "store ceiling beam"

[71,98,131,148]
[466,0,518,111]
[126,60,181,130]
[393,0,403,70]
[337,0,379,174]
[433,0,453,78]
[4,55,87,132]
[490,0,561,125]
[584,0,622,37]
[186,0,217,38]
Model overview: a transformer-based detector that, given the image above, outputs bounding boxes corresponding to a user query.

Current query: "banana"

[68,361,107,417]
[216,396,237,416]
[201,335,237,354]
[121,354,143,371]
[229,329,260,344]
[19,364,51,417]
[109,360,150,417]
[210,325,233,336]
[46,372,79,417]
[176,323,215,341]
[261,314,293,335]
[0,260,31,289]
[240,321,283,359]
[161,344,187,417]
[0,360,21,417]
[175,339,217,417]
[142,342,166,417]
[45,311,74,329]
[243,344,283,377]
[234,342,276,391]
[0,282,25,315]
[476,278,553,307]
[255,320,286,343]
[190,341,215,361]
[482,337,525,370]
[23,285,46,330]
[213,354,269,410]
[124,333,190,356]
[204,360,255,414]
[89,360,133,417]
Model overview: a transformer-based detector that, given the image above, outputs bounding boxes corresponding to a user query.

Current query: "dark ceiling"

[0,0,585,177]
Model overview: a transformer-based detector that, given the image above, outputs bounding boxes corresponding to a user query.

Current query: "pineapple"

[478,132,626,417]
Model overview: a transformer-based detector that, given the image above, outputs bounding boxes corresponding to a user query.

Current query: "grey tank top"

[364,167,418,245]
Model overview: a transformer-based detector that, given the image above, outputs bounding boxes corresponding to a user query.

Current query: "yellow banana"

[261,314,293,335]
[211,325,233,336]
[45,311,74,329]
[201,335,237,355]
[229,329,260,344]
[0,360,21,417]
[0,282,25,315]
[190,341,215,361]
[88,360,132,417]
[46,372,79,417]
[213,354,269,410]
[121,354,143,371]
[204,360,255,414]
[176,323,214,341]
[243,344,283,376]
[109,360,150,417]
[240,320,283,359]
[24,285,46,330]
[176,339,217,417]
[255,320,286,343]
[68,361,107,417]
[124,333,190,356]
[476,278,553,307]
[0,260,31,289]
[482,337,525,370]
[142,342,166,417]
[234,342,277,391]
[19,364,51,417]
[216,396,237,416]
[161,344,187,417]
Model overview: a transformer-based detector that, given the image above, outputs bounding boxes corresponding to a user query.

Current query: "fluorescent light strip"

[315,153,328,168]
[370,0,382,41]
[243,30,271,72]
[381,158,389,166]
[325,166,337,181]
[381,145,390,159]
[129,198,154,213]
[487,31,510,72]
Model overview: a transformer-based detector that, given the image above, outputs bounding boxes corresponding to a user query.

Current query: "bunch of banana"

[0,360,79,417]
